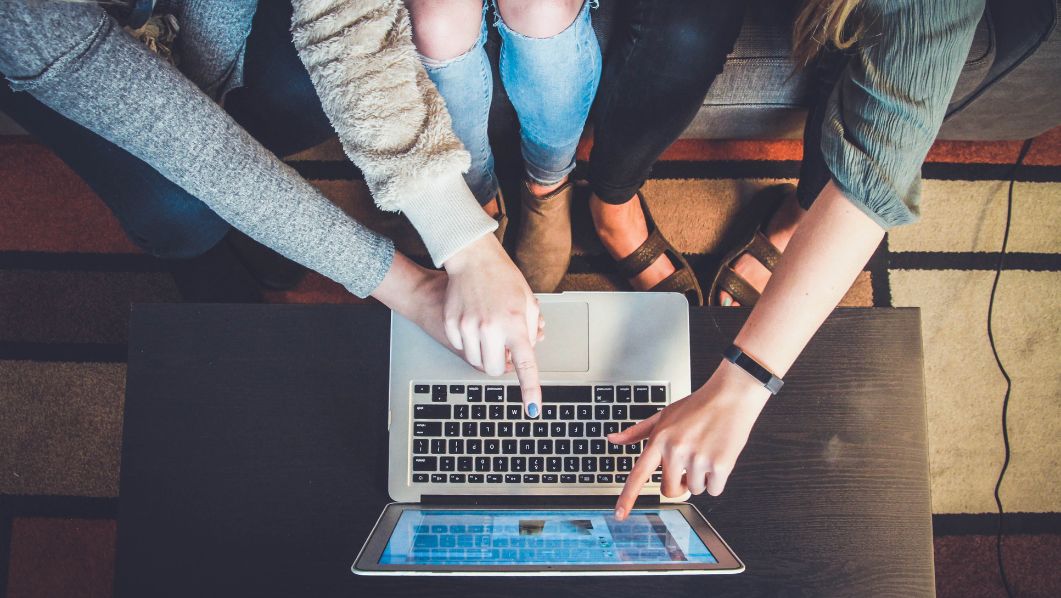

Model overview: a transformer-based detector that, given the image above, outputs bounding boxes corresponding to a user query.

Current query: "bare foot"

[718,191,806,306]
[483,195,501,218]
[590,193,675,290]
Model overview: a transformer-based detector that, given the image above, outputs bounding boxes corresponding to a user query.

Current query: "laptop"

[354,292,744,575]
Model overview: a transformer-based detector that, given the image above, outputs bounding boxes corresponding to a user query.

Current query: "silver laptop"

[354,292,744,575]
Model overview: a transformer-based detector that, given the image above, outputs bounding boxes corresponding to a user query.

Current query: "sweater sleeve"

[0,0,394,298]
[290,0,497,267]
[820,0,984,228]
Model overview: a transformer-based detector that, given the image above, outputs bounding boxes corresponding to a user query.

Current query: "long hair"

[792,0,865,67]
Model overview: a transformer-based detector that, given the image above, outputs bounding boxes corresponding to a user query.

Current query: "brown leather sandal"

[612,191,704,306]
[708,184,792,307]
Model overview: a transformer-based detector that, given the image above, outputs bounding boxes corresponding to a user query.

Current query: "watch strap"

[723,344,784,395]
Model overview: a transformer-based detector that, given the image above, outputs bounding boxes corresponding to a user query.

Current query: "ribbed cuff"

[400,172,498,267]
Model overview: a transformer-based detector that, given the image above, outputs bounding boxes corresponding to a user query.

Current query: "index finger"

[614,445,662,520]
[508,335,542,418]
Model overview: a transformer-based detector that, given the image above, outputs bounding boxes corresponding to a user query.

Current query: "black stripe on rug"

[287,159,1061,183]
[0,342,127,363]
[890,251,1061,271]
[933,512,1061,536]
[0,252,166,272]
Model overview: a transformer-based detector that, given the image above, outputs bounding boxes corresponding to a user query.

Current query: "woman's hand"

[608,360,771,520]
[442,234,543,417]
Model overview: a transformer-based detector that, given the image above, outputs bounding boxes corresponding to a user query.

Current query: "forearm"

[731,181,885,379]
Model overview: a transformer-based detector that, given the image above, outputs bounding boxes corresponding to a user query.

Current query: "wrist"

[442,234,504,275]
[705,360,772,410]
[371,252,433,315]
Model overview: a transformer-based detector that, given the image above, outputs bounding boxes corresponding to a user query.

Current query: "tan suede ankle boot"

[514,180,573,292]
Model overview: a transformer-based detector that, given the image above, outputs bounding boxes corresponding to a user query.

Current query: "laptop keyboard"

[409,383,666,486]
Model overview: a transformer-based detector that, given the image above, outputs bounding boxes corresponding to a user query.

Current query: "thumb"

[608,412,660,444]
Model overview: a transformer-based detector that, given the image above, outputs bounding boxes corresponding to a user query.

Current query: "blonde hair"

[792,0,865,67]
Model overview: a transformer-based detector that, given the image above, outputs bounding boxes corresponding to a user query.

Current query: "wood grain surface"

[117,304,933,597]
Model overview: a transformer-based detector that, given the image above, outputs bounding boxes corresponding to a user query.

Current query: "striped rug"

[1,128,1059,597]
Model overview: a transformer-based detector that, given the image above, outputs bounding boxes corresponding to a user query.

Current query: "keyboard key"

[498,422,513,437]
[558,386,592,403]
[450,474,466,483]
[502,439,517,455]
[469,474,484,483]
[444,422,460,437]
[448,439,464,454]
[458,457,473,471]
[414,384,430,394]
[564,457,579,472]
[616,385,632,403]
[628,443,642,455]
[630,405,662,420]
[620,422,636,432]
[413,456,437,471]
[569,422,584,437]
[484,439,500,454]
[462,422,477,437]
[454,405,469,420]
[413,473,428,483]
[600,457,615,472]
[597,474,614,484]
[506,386,522,403]
[542,405,558,420]
[533,422,549,437]
[556,439,571,454]
[550,423,566,437]
[414,422,441,437]
[634,386,650,403]
[472,405,487,420]
[493,457,508,472]
[577,405,593,420]
[487,474,503,483]
[505,474,521,484]
[608,442,624,455]
[578,474,595,484]
[617,457,633,471]
[431,385,448,402]
[590,439,606,454]
[561,474,576,484]
[481,422,496,436]
[581,457,597,472]
[489,405,505,420]
[615,474,628,483]
[520,439,536,454]
[516,422,531,437]
[431,473,446,483]
[431,439,446,454]
[612,405,629,420]
[543,474,559,483]
[511,457,526,472]
[440,457,455,471]
[485,385,504,402]
[523,474,540,483]
[594,386,615,403]
[546,457,562,472]
[651,473,662,483]
[559,405,575,420]
[537,439,553,454]
[651,385,667,403]
[413,439,429,454]
[475,457,490,471]
[506,405,522,420]
[529,457,544,472]
[594,405,610,420]
[448,384,466,395]
[467,439,482,454]
[586,422,602,437]
[467,385,483,402]
[604,422,619,436]
[573,439,589,454]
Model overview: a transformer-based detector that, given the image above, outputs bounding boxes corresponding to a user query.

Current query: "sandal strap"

[716,268,761,306]
[746,231,782,271]
[615,227,670,279]
[650,263,700,296]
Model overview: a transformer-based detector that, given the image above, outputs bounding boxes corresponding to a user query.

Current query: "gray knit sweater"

[0,0,496,297]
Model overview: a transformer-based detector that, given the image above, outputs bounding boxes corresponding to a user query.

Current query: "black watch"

[722,344,784,395]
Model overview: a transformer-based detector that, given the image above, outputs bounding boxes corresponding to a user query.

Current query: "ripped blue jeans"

[420,1,601,205]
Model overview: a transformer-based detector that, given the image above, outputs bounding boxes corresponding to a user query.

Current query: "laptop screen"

[378,509,717,566]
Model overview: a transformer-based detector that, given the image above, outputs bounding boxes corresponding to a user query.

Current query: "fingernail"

[721,296,732,306]
[526,402,540,418]
[614,507,624,519]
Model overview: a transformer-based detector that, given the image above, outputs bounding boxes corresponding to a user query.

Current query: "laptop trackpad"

[534,301,589,372]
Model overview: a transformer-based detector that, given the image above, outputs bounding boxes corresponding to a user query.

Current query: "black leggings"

[588,0,848,209]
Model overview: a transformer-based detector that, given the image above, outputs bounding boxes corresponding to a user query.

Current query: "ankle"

[589,192,638,234]
[526,177,567,198]
[483,195,500,218]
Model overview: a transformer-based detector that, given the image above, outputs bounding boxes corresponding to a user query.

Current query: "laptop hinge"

[421,494,662,507]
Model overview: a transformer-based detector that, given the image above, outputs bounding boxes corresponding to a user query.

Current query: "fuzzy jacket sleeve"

[290,0,497,266]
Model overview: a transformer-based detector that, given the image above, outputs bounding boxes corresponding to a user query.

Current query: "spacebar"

[541,386,592,403]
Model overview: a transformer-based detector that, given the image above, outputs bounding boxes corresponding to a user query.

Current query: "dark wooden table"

[117,304,934,597]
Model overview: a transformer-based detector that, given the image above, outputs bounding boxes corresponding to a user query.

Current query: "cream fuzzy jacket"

[291,0,497,266]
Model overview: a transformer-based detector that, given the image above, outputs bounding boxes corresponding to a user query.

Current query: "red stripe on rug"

[6,517,116,598]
